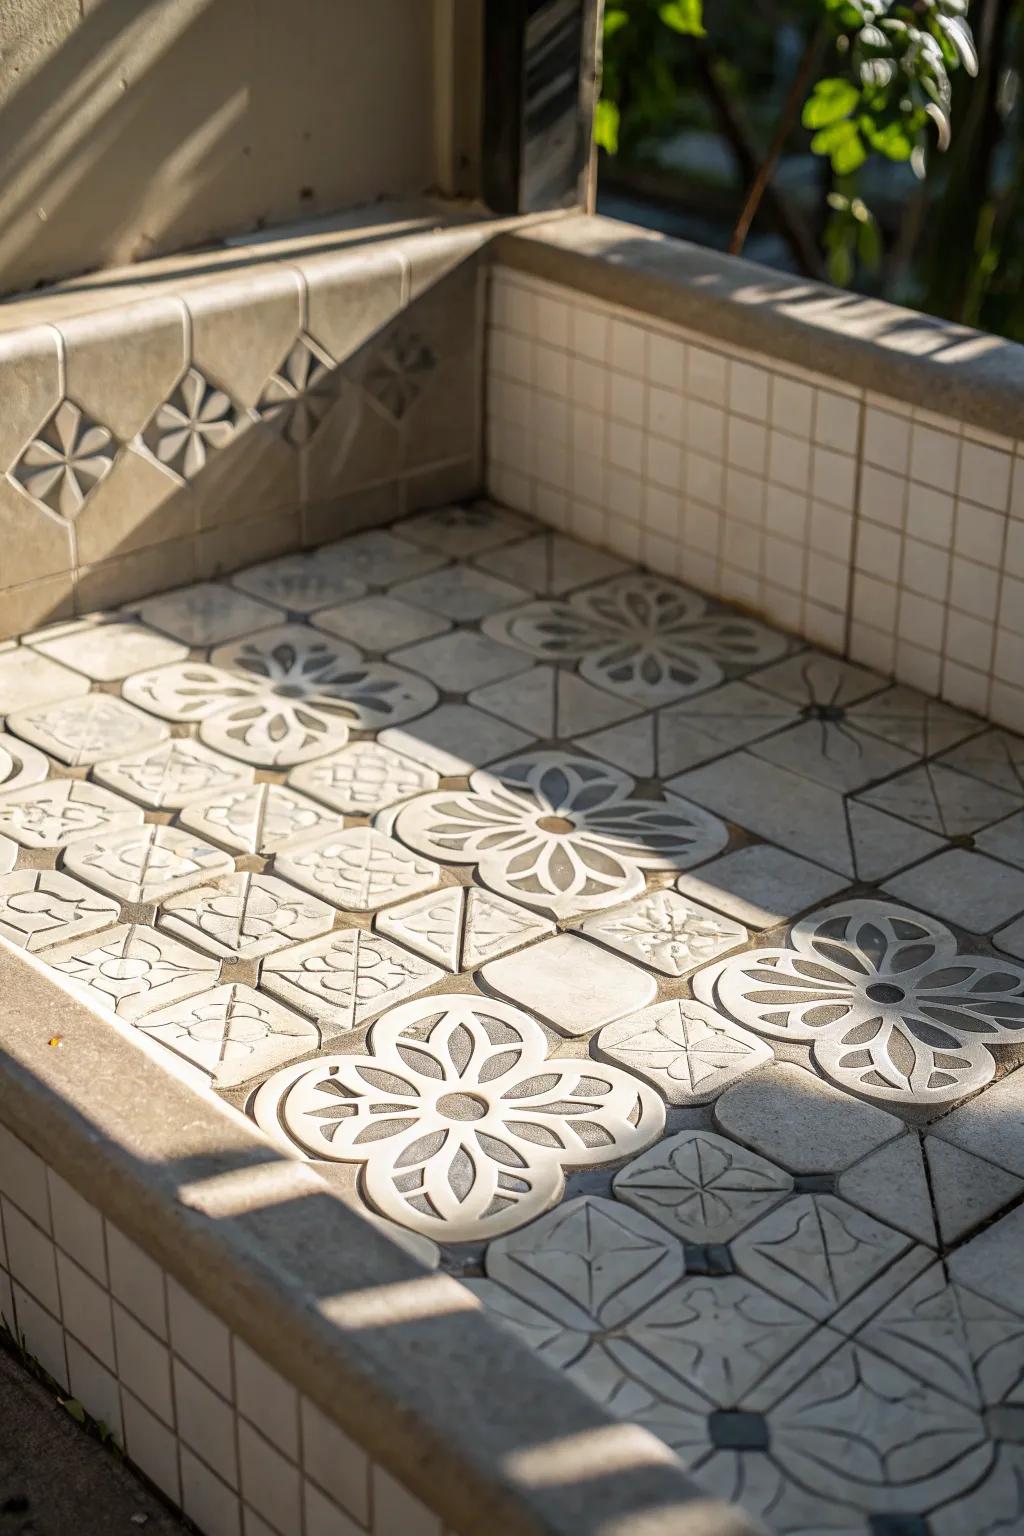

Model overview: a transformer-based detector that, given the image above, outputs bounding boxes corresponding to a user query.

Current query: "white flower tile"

[230,551,367,614]
[0,732,49,795]
[178,782,339,856]
[287,741,438,815]
[8,694,169,767]
[159,873,335,959]
[0,870,120,950]
[846,685,983,757]
[479,933,656,1036]
[138,582,282,647]
[252,1003,664,1241]
[64,824,233,903]
[469,665,641,740]
[886,848,1024,934]
[0,779,143,850]
[378,704,535,777]
[375,885,554,971]
[0,649,90,717]
[316,529,445,587]
[259,928,444,1035]
[275,827,441,912]
[474,531,630,595]
[389,565,531,623]
[573,890,746,977]
[596,999,773,1105]
[856,762,1022,837]
[46,923,219,1020]
[391,630,531,693]
[613,1130,793,1244]
[137,983,319,1088]
[312,595,449,652]
[397,501,532,556]
[675,846,848,930]
[93,738,253,810]
[28,620,188,682]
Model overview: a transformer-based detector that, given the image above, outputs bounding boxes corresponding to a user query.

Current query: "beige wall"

[0,0,454,296]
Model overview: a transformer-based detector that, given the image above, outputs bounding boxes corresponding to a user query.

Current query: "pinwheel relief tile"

[695,899,1024,1106]
[287,741,438,815]
[595,999,773,1105]
[613,1131,793,1246]
[0,732,48,795]
[178,782,339,856]
[141,366,239,479]
[392,752,728,919]
[259,928,444,1035]
[0,870,120,951]
[93,738,252,809]
[275,826,441,912]
[138,582,283,647]
[64,824,233,903]
[137,983,320,1088]
[0,779,142,850]
[7,694,168,767]
[573,890,746,977]
[11,399,116,517]
[46,922,219,1021]
[397,501,532,557]
[473,530,630,596]
[29,620,188,683]
[256,333,335,446]
[375,885,555,972]
[362,327,435,417]
[229,552,367,615]
[0,649,89,716]
[255,1008,665,1240]
[159,872,335,959]
[484,573,790,709]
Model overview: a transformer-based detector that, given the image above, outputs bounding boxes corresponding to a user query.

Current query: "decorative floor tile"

[0,870,120,951]
[375,885,554,972]
[46,923,219,1020]
[378,704,535,777]
[259,928,444,1035]
[948,1206,1024,1317]
[137,582,283,647]
[750,652,888,712]
[230,551,367,614]
[886,849,1024,935]
[389,565,531,623]
[479,933,657,1035]
[0,648,90,717]
[465,1279,589,1368]
[689,1450,866,1535]
[573,890,746,977]
[392,752,728,919]
[397,501,532,556]
[312,595,449,653]
[137,983,320,1088]
[995,916,1024,961]
[469,665,641,741]
[955,1281,1024,1409]
[312,529,444,588]
[391,630,531,692]
[8,694,169,767]
[179,782,338,856]
[835,1135,937,1248]
[613,1130,793,1244]
[288,741,438,815]
[252,1004,664,1242]
[93,738,253,810]
[931,1444,1024,1535]
[596,999,773,1105]
[0,834,16,874]
[565,1342,711,1463]
[650,681,803,776]
[696,900,1024,1107]
[275,827,441,912]
[64,824,233,903]
[0,732,49,795]
[846,685,982,758]
[11,398,116,516]
[976,810,1024,870]
[856,762,1022,838]
[713,1063,903,1176]
[474,530,630,596]
[928,1067,1024,1180]
[485,574,790,710]
[0,779,142,850]
[159,872,335,959]
[941,729,1024,796]
[675,846,849,930]
[750,717,917,794]
[28,620,188,682]
[925,1137,1024,1247]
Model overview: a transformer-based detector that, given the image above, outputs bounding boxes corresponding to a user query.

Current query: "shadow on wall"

[0,0,437,297]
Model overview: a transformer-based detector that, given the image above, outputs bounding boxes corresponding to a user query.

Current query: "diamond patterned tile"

[159,872,335,959]
[374,885,554,971]
[64,824,233,903]
[596,1000,773,1106]
[137,983,320,1088]
[258,928,444,1035]
[178,782,340,856]
[573,890,746,977]
[287,741,438,816]
[274,827,441,913]
[92,738,253,810]
[613,1131,793,1245]
[0,780,143,849]
[8,694,169,767]
[47,923,220,1020]
[0,870,120,951]
[28,619,188,682]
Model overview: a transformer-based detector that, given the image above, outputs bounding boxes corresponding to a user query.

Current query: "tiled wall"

[0,244,482,639]
[486,264,1024,735]
[0,1123,451,1536]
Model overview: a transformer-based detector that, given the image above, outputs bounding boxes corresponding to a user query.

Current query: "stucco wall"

[0,0,449,295]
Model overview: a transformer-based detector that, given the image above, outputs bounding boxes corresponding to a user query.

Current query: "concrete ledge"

[493,215,1024,440]
[0,942,761,1536]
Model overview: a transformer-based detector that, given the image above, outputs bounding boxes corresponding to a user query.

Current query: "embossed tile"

[0,779,142,849]
[565,1343,710,1462]
[391,630,531,693]
[312,595,450,652]
[8,694,168,767]
[931,1445,1024,1535]
[64,824,233,903]
[613,1131,793,1244]
[275,827,441,912]
[0,870,120,950]
[480,933,656,1035]
[137,984,320,1087]
[378,704,535,777]
[11,398,116,517]
[0,732,49,795]
[0,649,89,716]
[159,873,335,959]
[750,651,888,711]
[397,501,532,556]
[178,782,339,856]
[138,583,282,646]
[573,890,746,977]
[46,923,220,1020]
[93,739,253,810]
[287,741,438,815]
[389,565,531,623]
[28,620,188,683]
[925,1138,1024,1246]
[259,928,444,1035]
[474,530,630,595]
[941,729,1024,796]
[375,885,554,971]
[649,681,803,776]
[596,999,773,1105]
[230,550,367,614]
[141,366,240,480]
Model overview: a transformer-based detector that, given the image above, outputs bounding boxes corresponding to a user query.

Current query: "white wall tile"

[607,421,644,476]
[999,573,1024,636]
[123,1388,181,1504]
[905,482,955,547]
[727,417,767,475]
[181,1445,242,1536]
[534,342,569,398]
[771,377,813,438]
[0,1127,50,1231]
[859,465,905,530]
[960,439,1013,511]
[167,1277,232,1397]
[48,1173,107,1285]
[569,356,605,412]
[852,573,898,634]
[645,436,683,492]
[1006,519,1024,579]
[811,446,857,511]
[56,1250,114,1367]
[993,628,1024,687]
[4,1201,60,1314]
[855,521,901,582]
[12,1283,67,1387]
[864,406,911,475]
[687,452,724,509]
[767,431,810,493]
[302,1397,370,1525]
[647,333,686,391]
[609,371,644,426]
[372,1467,443,1536]
[234,1337,299,1461]
[849,620,895,674]
[66,1337,122,1443]
[305,1478,366,1536]
[609,318,647,376]
[687,346,727,405]
[533,294,570,350]
[949,557,1001,620]
[1011,456,1024,520]
[685,401,726,458]
[896,640,942,696]
[570,307,607,362]
[945,609,995,674]
[647,384,685,440]
[238,1421,301,1536]
[106,1224,167,1339]
[955,502,1006,568]
[815,391,860,454]
[729,360,769,420]
[943,658,990,715]
[897,592,944,654]
[174,1358,238,1487]
[901,539,950,602]
[910,421,960,491]
[114,1302,174,1425]
[991,679,1024,734]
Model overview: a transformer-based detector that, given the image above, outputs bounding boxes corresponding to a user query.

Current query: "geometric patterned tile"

[473,530,630,596]
[274,827,441,913]
[0,649,90,717]
[258,928,444,1035]
[573,890,746,977]
[312,595,451,653]
[749,716,917,794]
[287,741,439,816]
[397,501,532,558]
[846,684,983,758]
[596,1000,773,1106]
[0,869,120,950]
[6,694,169,767]
[158,873,335,959]
[92,738,253,810]
[28,619,188,682]
[138,582,282,647]
[613,1130,793,1244]
[0,780,143,850]
[64,824,234,903]
[229,551,367,615]
[178,783,341,856]
[0,834,15,874]
[136,983,319,1088]
[941,730,1024,797]
[374,885,554,972]
[0,731,49,794]
[856,762,1022,838]
[389,565,531,623]
[45,923,220,1020]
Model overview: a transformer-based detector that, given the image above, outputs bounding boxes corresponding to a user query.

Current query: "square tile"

[235,1338,299,1459]
[572,890,746,977]
[675,846,848,929]
[167,1278,232,1397]
[113,1301,173,1424]
[28,619,188,682]
[48,1172,105,1283]
[479,933,656,1036]
[106,1224,166,1338]
[885,849,1024,934]
[138,984,320,1088]
[300,1398,370,1524]
[174,1358,238,1486]
[56,1250,114,1366]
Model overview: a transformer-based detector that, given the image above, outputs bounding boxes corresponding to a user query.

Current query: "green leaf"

[811,121,868,175]
[594,99,621,156]
[802,77,861,129]
[603,8,630,39]
[862,118,915,160]
[62,1398,86,1424]
[657,0,705,37]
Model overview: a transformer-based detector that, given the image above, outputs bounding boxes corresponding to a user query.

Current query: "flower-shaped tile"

[64,824,233,903]
[0,870,120,951]
[480,933,656,1035]
[0,732,49,795]
[93,738,253,810]
[613,1130,793,1244]
[8,694,169,767]
[596,1000,773,1106]
[137,983,320,1088]
[287,741,438,816]
[393,752,728,918]
[389,565,531,624]
[159,872,335,959]
[275,826,441,913]
[230,550,367,615]
[474,530,630,596]
[178,782,339,856]
[375,886,554,971]
[695,899,1024,1106]
[396,501,532,556]
[0,780,143,849]
[29,619,188,682]
[0,650,89,717]
[259,928,444,1035]
[142,367,239,479]
[11,398,117,517]
[138,583,282,647]
[46,922,220,1020]
[312,595,449,653]
[573,890,746,977]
